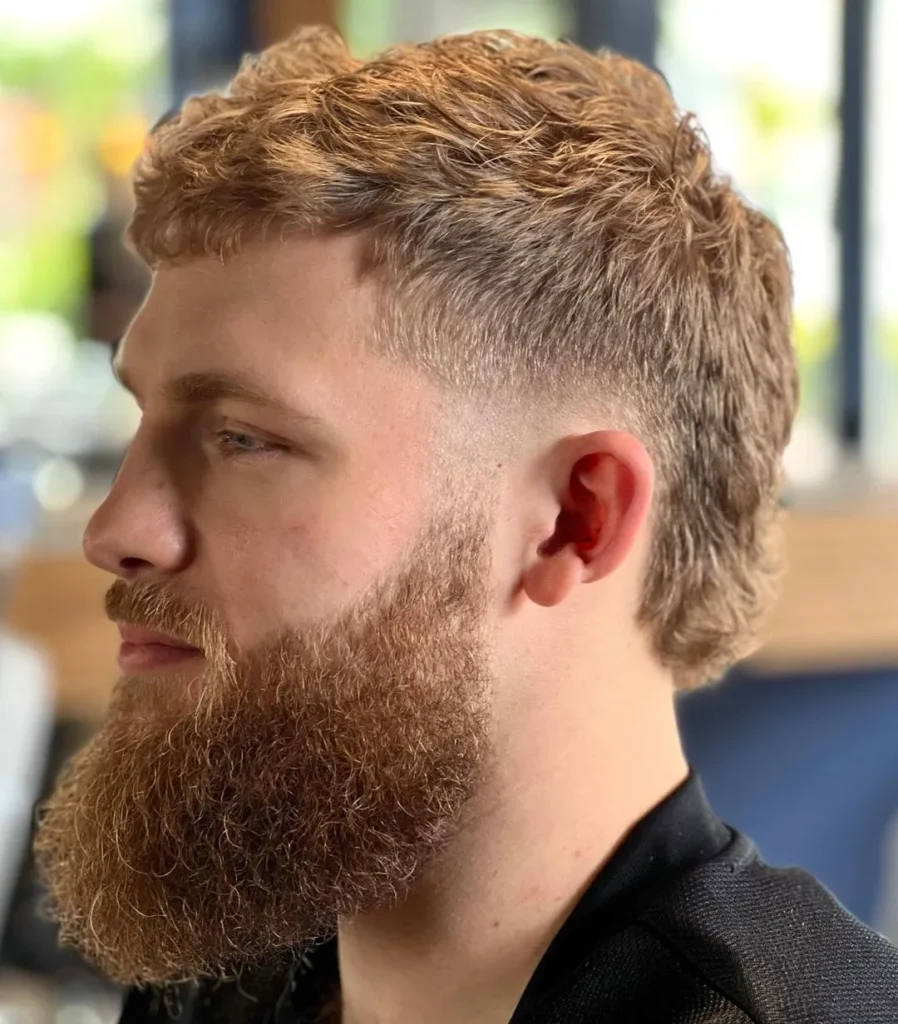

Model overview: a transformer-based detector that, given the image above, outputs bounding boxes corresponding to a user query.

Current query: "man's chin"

[35,661,489,985]
[36,505,495,986]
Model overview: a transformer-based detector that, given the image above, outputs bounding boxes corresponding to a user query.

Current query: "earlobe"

[522,548,585,607]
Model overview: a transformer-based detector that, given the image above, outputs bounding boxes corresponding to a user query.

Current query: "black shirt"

[119,772,898,1024]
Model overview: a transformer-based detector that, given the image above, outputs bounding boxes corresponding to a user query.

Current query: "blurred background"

[0,0,896,1019]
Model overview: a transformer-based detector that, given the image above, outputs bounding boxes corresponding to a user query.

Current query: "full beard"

[33,513,494,987]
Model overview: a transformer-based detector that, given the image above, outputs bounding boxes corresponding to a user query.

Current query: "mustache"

[105,579,229,663]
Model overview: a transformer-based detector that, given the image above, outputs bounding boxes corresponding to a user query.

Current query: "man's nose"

[82,434,191,580]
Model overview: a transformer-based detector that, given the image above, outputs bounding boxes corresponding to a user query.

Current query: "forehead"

[124,235,372,378]
[118,236,442,441]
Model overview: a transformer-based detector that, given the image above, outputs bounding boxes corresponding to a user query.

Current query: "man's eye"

[214,430,283,458]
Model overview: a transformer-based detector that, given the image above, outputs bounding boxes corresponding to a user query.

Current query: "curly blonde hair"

[129,27,798,689]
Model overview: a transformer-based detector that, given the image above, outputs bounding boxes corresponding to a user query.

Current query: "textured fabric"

[641,842,898,1022]
[510,844,898,1022]
[118,773,898,1024]
[512,926,755,1023]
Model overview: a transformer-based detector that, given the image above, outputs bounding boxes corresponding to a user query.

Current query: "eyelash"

[213,429,286,459]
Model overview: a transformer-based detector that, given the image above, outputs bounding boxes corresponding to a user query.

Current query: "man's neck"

[335,674,689,1024]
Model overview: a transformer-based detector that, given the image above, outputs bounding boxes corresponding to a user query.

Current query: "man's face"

[90,234,468,654]
[34,236,498,987]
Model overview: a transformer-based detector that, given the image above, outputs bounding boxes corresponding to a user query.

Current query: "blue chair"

[678,665,898,932]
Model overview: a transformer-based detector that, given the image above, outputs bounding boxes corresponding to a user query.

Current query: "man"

[34,26,898,1024]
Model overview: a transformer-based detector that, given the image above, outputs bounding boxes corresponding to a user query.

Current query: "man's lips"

[117,624,204,673]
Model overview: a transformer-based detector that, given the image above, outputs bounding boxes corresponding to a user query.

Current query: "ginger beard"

[34,510,495,987]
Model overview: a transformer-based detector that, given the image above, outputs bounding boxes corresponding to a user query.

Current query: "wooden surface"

[753,513,898,673]
[5,511,898,719]
[6,555,117,719]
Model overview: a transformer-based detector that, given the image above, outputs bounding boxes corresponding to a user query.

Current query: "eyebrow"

[111,358,332,432]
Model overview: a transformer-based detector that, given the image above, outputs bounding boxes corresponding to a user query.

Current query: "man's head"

[34,27,797,987]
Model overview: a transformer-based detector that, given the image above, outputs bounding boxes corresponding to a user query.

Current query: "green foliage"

[0,15,164,325]
[793,308,837,367]
[877,316,898,365]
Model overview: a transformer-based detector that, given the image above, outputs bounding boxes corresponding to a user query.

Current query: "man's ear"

[522,431,654,609]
